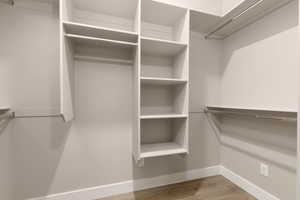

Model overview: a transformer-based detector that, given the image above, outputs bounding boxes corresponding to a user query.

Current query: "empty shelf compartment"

[141,0,189,42]
[140,118,188,158]
[62,0,139,33]
[141,39,188,79]
[141,84,188,116]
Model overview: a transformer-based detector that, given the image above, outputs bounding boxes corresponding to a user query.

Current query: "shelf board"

[141,36,187,57]
[140,142,187,158]
[74,55,133,64]
[140,114,188,119]
[63,21,138,43]
[65,34,138,49]
[190,0,294,38]
[206,105,297,114]
[214,0,294,38]
[141,77,187,85]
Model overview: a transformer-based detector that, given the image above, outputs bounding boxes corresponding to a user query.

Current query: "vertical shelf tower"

[59,0,189,163]
[133,0,190,162]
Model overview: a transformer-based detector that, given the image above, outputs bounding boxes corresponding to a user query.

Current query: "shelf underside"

[63,21,138,43]
[140,114,188,119]
[140,142,187,158]
[66,34,137,49]
[141,37,187,57]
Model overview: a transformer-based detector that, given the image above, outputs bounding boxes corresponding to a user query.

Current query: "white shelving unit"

[59,0,291,163]
[60,0,189,162]
[132,0,190,162]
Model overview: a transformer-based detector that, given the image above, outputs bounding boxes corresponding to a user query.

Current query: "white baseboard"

[220,166,280,200]
[28,165,220,200]
[29,165,280,200]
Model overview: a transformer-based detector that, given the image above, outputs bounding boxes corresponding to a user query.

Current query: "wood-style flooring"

[98,175,256,200]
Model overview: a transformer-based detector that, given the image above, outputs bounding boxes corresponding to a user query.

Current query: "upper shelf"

[63,21,138,43]
[191,0,294,39]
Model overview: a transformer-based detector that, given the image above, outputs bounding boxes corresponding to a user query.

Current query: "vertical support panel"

[133,0,141,162]
[60,0,74,121]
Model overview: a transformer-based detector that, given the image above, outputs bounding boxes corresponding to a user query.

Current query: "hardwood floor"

[98,175,256,200]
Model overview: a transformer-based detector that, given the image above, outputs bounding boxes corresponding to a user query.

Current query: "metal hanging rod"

[0,110,62,120]
[205,0,264,39]
[13,114,62,118]
[204,109,297,122]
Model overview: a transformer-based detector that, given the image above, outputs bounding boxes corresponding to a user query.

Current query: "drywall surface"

[220,1,298,200]
[221,1,298,111]
[0,123,14,200]
[154,0,222,16]
[0,2,222,200]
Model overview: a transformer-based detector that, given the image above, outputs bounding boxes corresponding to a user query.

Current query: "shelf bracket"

[136,158,144,167]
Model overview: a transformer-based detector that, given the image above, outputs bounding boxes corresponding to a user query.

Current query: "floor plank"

[97,176,257,200]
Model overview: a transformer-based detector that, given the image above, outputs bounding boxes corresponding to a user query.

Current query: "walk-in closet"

[0,0,299,200]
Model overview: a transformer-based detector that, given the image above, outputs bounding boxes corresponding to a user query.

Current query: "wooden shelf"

[140,114,188,119]
[140,142,187,158]
[141,77,187,85]
[65,34,138,49]
[141,36,187,57]
[63,21,138,43]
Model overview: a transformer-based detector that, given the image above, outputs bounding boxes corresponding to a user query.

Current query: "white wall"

[220,1,298,199]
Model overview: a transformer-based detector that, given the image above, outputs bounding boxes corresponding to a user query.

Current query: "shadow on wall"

[206,111,297,172]
[222,0,298,74]
[12,117,72,200]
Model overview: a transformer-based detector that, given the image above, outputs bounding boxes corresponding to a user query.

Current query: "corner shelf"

[206,105,297,122]
[190,0,294,39]
[141,142,187,158]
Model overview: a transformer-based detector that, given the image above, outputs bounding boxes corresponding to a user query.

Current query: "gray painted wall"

[220,1,298,199]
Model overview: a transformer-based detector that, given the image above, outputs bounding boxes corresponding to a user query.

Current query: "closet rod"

[13,113,62,119]
[204,0,264,39]
[204,109,297,122]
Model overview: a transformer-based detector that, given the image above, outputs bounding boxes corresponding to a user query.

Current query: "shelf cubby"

[141,37,188,80]
[61,0,139,33]
[141,0,189,43]
[141,84,188,116]
[140,118,188,158]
